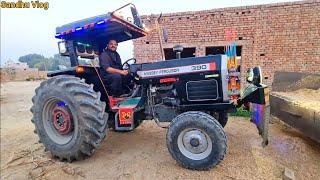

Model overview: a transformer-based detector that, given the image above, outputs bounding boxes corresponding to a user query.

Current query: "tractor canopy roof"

[55,4,147,49]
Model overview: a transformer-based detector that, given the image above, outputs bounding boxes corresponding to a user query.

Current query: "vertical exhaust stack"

[173,45,183,59]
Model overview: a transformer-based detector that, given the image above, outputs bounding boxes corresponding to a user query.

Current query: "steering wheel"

[122,58,137,70]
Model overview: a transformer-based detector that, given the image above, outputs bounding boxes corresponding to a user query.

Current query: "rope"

[89,59,110,97]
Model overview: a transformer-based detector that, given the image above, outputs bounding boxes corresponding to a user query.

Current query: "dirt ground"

[1,81,320,180]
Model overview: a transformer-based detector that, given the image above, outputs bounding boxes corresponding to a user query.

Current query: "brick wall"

[133,0,320,86]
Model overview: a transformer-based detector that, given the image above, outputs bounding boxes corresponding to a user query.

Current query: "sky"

[1,0,296,65]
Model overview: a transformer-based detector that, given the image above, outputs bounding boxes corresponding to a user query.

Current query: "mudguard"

[238,84,270,147]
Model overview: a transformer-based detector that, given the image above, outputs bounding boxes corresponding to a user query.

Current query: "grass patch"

[230,107,252,117]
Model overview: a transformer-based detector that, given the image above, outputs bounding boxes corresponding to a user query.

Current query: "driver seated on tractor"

[99,39,130,97]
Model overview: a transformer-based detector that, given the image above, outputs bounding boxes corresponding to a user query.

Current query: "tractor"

[31,4,270,170]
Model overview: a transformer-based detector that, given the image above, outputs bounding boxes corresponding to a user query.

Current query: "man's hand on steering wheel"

[122,58,137,70]
[120,70,129,76]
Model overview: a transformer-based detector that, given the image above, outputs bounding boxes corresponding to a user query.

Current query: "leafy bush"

[230,107,252,117]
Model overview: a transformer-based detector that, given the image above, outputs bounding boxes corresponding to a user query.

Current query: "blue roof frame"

[56,13,112,34]
[55,12,147,46]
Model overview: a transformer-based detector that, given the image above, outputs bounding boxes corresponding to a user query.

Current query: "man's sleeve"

[116,52,121,62]
[116,52,123,70]
[99,52,111,70]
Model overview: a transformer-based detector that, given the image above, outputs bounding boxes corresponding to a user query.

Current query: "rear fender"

[47,67,77,77]
[48,66,110,106]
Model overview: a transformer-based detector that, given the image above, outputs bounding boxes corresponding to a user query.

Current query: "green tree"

[17,53,88,71]
[18,54,45,68]
[34,61,46,71]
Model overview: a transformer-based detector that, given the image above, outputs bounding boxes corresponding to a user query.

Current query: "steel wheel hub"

[177,128,213,160]
[182,130,209,154]
[52,106,73,135]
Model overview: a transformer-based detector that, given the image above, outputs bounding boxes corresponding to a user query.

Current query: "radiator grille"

[186,80,219,101]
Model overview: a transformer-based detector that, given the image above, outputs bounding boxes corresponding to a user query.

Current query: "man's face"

[107,40,118,52]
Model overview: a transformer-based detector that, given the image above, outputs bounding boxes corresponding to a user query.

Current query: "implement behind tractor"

[270,72,320,143]
[30,4,270,170]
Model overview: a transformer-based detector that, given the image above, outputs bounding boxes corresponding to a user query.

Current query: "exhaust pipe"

[173,45,183,59]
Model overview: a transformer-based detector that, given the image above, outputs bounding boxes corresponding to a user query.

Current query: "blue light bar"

[96,20,105,25]
[75,27,83,31]
[55,33,62,38]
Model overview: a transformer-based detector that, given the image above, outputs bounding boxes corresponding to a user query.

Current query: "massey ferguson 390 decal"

[137,62,216,78]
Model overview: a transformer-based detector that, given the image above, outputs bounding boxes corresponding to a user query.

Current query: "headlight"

[253,66,262,85]
[58,41,67,54]
[247,66,262,85]
[246,68,254,82]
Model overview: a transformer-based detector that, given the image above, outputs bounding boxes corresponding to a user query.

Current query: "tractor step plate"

[115,97,141,131]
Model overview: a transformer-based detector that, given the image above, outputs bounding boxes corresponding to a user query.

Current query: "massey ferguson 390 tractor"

[31,4,270,170]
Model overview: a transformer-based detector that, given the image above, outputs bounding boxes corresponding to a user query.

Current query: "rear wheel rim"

[42,98,74,145]
[177,128,213,160]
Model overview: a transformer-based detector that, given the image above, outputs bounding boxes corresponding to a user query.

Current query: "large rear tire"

[211,112,228,127]
[166,111,227,170]
[31,75,108,161]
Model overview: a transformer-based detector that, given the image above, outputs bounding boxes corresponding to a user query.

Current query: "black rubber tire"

[30,75,108,162]
[217,112,228,128]
[166,111,227,170]
[211,112,228,128]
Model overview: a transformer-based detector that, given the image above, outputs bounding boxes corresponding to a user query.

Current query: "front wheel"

[211,112,228,127]
[166,111,227,170]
